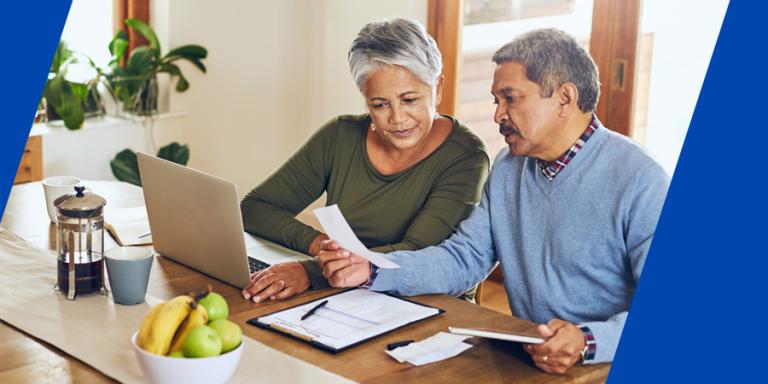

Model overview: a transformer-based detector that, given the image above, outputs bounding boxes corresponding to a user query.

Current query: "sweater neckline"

[531,124,609,194]
[361,114,458,181]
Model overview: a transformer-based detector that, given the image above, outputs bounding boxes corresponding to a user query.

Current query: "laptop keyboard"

[248,257,271,273]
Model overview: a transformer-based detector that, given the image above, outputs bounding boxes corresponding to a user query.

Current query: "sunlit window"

[58,0,114,83]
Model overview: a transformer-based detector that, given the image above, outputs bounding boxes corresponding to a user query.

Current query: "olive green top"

[241,114,489,292]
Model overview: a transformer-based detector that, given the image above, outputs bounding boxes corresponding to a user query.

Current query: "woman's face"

[362,65,443,151]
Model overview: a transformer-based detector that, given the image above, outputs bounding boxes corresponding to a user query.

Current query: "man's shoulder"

[589,129,670,195]
[599,129,667,177]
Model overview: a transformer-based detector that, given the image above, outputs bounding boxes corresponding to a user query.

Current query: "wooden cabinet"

[14,135,43,184]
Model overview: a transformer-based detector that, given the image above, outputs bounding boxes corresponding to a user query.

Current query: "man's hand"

[317,240,371,287]
[524,319,586,374]
[241,262,310,303]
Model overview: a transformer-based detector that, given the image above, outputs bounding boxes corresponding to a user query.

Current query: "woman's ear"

[557,82,579,117]
[434,75,445,107]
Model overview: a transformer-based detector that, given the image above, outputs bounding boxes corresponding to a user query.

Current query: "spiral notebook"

[248,289,444,353]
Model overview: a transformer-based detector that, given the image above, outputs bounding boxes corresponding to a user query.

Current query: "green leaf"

[54,96,85,130]
[126,46,158,74]
[165,45,207,59]
[44,76,65,107]
[108,30,129,66]
[157,142,189,166]
[68,82,89,101]
[51,41,73,74]
[159,63,189,92]
[174,75,189,92]
[125,18,160,55]
[110,149,142,186]
[183,57,206,73]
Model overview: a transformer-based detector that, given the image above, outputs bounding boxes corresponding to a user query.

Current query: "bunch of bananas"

[137,294,209,356]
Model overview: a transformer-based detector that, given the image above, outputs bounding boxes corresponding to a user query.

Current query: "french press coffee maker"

[53,185,107,300]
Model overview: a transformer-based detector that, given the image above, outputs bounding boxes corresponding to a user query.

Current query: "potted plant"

[43,41,109,129]
[107,18,207,116]
[108,18,207,185]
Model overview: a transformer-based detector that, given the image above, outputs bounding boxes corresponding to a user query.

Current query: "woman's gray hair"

[492,28,600,113]
[348,18,442,91]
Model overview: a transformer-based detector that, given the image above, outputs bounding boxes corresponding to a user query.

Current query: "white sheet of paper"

[386,332,474,366]
[258,289,438,350]
[105,206,152,246]
[313,204,400,269]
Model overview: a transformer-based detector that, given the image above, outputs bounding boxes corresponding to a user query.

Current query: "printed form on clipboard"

[249,289,443,353]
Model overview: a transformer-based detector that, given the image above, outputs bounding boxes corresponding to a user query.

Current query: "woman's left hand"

[242,262,310,303]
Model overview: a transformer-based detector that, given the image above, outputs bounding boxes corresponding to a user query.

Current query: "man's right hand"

[317,240,371,287]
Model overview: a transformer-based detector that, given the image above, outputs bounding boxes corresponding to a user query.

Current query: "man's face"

[491,61,562,159]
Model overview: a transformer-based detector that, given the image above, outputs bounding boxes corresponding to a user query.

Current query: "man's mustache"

[499,123,518,136]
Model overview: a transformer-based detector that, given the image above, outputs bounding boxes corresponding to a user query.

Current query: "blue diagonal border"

[609,2,766,382]
[0,2,71,219]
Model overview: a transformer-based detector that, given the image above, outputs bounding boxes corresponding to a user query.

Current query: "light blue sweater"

[370,124,670,363]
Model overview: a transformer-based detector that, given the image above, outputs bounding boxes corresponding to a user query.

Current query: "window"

[459,0,594,156]
[58,0,114,83]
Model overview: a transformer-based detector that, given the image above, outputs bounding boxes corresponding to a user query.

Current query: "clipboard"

[247,289,444,354]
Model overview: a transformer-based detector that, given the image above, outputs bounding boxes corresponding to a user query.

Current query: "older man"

[318,28,669,374]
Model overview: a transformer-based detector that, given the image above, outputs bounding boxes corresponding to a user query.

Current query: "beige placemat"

[0,228,353,384]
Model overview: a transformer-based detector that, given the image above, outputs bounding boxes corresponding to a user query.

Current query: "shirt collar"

[537,115,599,181]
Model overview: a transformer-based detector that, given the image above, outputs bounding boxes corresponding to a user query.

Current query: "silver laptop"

[137,152,311,288]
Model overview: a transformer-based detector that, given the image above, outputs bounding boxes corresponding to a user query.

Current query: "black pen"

[301,299,328,321]
[387,340,414,351]
[138,232,152,239]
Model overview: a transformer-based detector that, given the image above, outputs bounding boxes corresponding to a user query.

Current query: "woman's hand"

[241,262,310,303]
[308,233,330,256]
[317,240,371,287]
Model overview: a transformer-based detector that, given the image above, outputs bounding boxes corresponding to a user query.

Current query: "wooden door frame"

[428,0,463,117]
[116,0,150,61]
[590,0,642,136]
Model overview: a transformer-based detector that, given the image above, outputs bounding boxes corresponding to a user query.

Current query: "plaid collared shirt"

[537,116,599,181]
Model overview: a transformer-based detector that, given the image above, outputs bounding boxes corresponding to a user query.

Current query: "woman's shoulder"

[440,116,488,159]
[328,114,370,132]
[310,114,369,143]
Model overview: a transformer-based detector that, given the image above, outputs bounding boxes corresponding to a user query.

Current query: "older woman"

[240,18,488,303]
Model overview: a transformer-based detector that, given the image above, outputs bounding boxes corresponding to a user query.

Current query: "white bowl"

[131,331,243,384]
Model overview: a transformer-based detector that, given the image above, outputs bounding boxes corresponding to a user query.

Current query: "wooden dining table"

[0,181,610,383]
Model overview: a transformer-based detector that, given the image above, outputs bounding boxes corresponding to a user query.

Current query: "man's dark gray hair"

[492,28,600,113]
[348,18,442,91]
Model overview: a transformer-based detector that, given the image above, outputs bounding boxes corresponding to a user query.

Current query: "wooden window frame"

[116,0,150,62]
[429,0,642,136]
[428,0,464,117]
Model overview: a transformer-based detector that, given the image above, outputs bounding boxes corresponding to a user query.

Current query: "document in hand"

[104,206,152,246]
[249,289,443,353]
[448,327,544,344]
[313,204,400,269]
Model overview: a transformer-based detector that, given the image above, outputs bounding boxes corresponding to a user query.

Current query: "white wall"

[151,0,426,196]
[641,0,729,175]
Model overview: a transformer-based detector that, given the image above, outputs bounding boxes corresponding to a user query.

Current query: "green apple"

[208,319,243,353]
[197,292,228,322]
[182,325,222,358]
[168,351,184,358]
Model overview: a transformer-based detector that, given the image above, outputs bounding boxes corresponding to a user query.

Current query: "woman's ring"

[543,355,549,363]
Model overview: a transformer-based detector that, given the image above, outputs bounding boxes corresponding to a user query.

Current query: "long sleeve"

[580,163,670,364]
[370,180,498,296]
[310,150,489,291]
[240,119,336,254]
